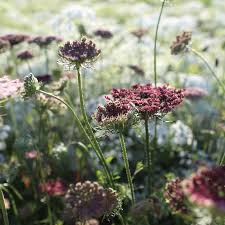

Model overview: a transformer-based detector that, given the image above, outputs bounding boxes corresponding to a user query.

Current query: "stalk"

[144,118,152,195]
[119,129,135,204]
[76,67,115,188]
[153,0,166,86]
[0,187,9,225]
[191,48,225,93]
[38,89,114,187]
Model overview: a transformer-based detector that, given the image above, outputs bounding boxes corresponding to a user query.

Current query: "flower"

[131,28,148,39]
[0,76,23,100]
[128,65,145,76]
[94,29,113,39]
[39,179,66,196]
[184,87,208,100]
[182,165,225,212]
[35,74,52,84]
[25,150,39,159]
[64,181,121,222]
[164,178,188,214]
[0,39,10,53]
[58,38,101,67]
[94,99,136,129]
[17,50,34,60]
[0,34,28,46]
[28,35,62,48]
[170,31,192,55]
[23,73,40,98]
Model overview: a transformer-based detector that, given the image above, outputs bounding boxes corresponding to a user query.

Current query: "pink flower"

[182,165,225,212]
[0,76,22,100]
[25,150,39,159]
[39,179,66,196]
[184,87,208,100]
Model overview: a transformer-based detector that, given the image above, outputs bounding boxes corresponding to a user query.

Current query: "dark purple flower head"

[0,34,28,46]
[65,181,120,222]
[128,65,145,76]
[58,38,101,67]
[170,31,192,55]
[35,74,52,84]
[0,39,10,53]
[182,165,225,212]
[29,35,62,48]
[94,29,113,39]
[17,50,34,60]
[184,87,208,100]
[164,178,189,214]
[131,28,148,39]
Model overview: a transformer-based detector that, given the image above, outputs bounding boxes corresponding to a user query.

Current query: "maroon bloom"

[182,165,225,212]
[0,34,28,46]
[131,28,148,39]
[164,178,188,214]
[0,39,10,53]
[36,74,52,84]
[39,179,66,196]
[94,29,113,39]
[17,50,34,60]
[184,87,208,100]
[128,65,145,76]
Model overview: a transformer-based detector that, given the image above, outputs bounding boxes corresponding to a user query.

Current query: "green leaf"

[132,161,144,180]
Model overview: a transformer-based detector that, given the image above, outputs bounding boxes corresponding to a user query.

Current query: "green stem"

[46,197,53,225]
[153,0,166,86]
[191,48,225,93]
[219,152,225,165]
[76,67,115,188]
[26,60,32,74]
[144,118,151,195]
[0,187,9,225]
[44,47,49,74]
[119,130,135,204]
[118,213,126,225]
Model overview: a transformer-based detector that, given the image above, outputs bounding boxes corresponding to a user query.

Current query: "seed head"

[29,35,62,48]
[23,73,40,98]
[170,31,192,55]
[64,181,121,222]
[58,38,101,68]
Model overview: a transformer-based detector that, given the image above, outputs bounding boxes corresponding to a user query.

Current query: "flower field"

[0,0,224,225]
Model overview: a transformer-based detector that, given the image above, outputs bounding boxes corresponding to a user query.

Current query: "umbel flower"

[94,29,113,39]
[58,38,101,68]
[0,39,10,54]
[23,73,40,98]
[170,31,192,55]
[64,181,121,222]
[17,50,34,61]
[111,84,184,120]
[182,165,225,212]
[28,35,62,48]
[0,76,23,100]
[164,178,189,214]
[0,34,28,46]
[184,87,208,100]
[131,28,148,39]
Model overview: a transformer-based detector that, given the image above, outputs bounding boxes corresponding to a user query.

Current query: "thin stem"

[153,0,166,86]
[119,130,135,204]
[0,187,9,225]
[26,60,32,74]
[76,67,115,188]
[44,47,49,74]
[144,118,151,195]
[219,152,225,165]
[191,48,225,93]
[118,213,126,225]
[46,196,53,225]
